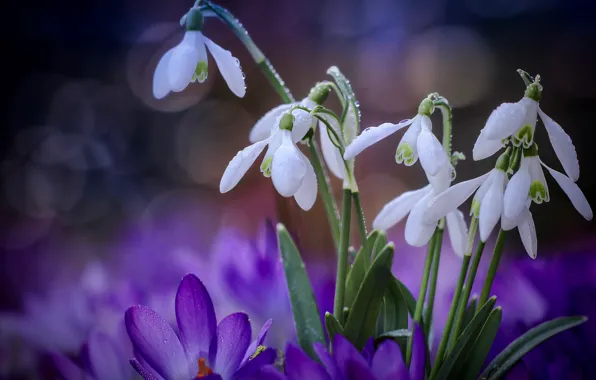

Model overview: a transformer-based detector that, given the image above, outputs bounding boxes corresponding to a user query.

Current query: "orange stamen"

[196,357,213,378]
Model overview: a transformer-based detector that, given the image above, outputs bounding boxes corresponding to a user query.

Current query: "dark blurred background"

[1,0,595,322]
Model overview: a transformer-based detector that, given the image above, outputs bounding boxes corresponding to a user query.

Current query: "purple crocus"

[256,325,426,380]
[125,273,276,380]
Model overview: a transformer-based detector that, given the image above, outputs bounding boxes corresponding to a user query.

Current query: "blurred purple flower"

[126,273,276,380]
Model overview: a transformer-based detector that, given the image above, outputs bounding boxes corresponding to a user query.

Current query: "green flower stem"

[449,239,486,351]
[430,217,477,378]
[406,229,438,366]
[351,192,368,253]
[308,141,340,248]
[477,229,507,310]
[333,189,352,324]
[424,225,445,337]
[433,96,452,157]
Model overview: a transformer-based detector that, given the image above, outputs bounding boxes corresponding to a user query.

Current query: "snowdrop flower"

[374,156,467,253]
[473,79,579,183]
[220,113,317,210]
[153,8,246,99]
[344,98,449,181]
[426,150,512,243]
[503,144,592,224]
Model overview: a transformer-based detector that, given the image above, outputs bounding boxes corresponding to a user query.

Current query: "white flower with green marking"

[153,8,245,99]
[220,113,317,210]
[473,81,580,183]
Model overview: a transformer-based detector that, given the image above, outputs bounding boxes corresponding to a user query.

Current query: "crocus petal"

[417,119,448,176]
[209,313,252,379]
[344,119,413,160]
[425,171,492,222]
[410,324,426,380]
[271,132,307,197]
[333,334,375,380]
[542,162,593,220]
[479,170,505,242]
[88,331,129,380]
[168,32,202,92]
[284,344,330,380]
[472,128,504,161]
[153,48,174,99]
[125,306,194,380]
[503,160,531,221]
[255,366,287,380]
[484,100,527,140]
[313,343,341,380]
[405,193,437,247]
[220,139,270,193]
[538,107,579,181]
[293,151,318,210]
[320,119,345,179]
[241,319,272,366]
[371,340,408,380]
[446,210,468,257]
[52,354,84,380]
[233,348,277,380]
[518,208,537,259]
[204,36,246,97]
[130,357,164,380]
[249,104,294,143]
[176,274,217,361]
[373,186,430,231]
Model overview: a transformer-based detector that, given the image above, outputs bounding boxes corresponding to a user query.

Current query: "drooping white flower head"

[220,112,317,210]
[473,81,580,182]
[153,8,246,99]
[503,144,592,224]
[344,98,450,185]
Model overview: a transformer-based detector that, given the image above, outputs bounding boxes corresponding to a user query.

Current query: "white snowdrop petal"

[503,161,531,221]
[528,156,549,203]
[427,162,454,194]
[372,186,430,231]
[291,108,315,143]
[249,104,294,143]
[405,193,437,247]
[425,172,492,222]
[396,118,422,166]
[344,119,413,160]
[320,121,345,180]
[446,210,468,257]
[542,162,593,221]
[472,128,504,161]
[518,208,537,259]
[417,126,448,177]
[203,36,246,97]
[168,42,200,92]
[271,133,307,197]
[153,48,174,99]
[484,100,527,140]
[501,214,518,231]
[538,107,580,182]
[220,139,270,193]
[479,171,505,242]
[293,151,318,210]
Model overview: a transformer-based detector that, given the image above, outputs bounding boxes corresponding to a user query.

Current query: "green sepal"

[480,316,587,380]
[185,7,204,31]
[343,244,394,349]
[277,224,326,359]
[434,296,497,380]
[325,312,344,342]
[344,230,380,308]
[458,307,502,380]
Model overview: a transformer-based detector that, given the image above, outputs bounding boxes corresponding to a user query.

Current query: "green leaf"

[481,316,588,379]
[344,230,380,308]
[459,307,502,380]
[343,244,394,350]
[371,232,387,263]
[462,296,478,331]
[435,296,497,380]
[379,277,411,334]
[375,329,411,348]
[325,312,344,342]
[277,224,326,359]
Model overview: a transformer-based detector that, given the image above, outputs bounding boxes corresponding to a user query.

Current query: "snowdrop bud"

[418,98,434,116]
[495,147,512,172]
[524,82,542,102]
[308,82,330,105]
[279,113,295,131]
[185,8,204,31]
